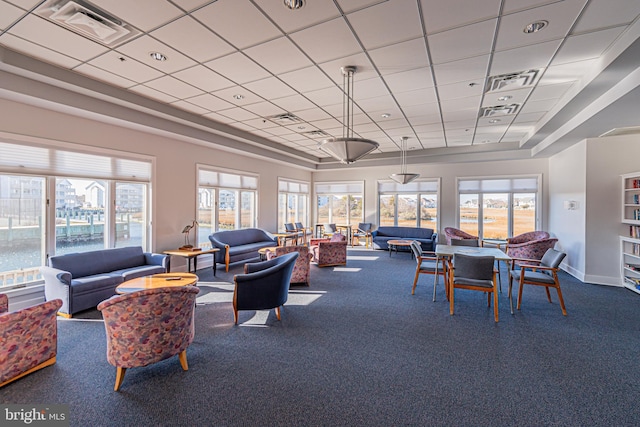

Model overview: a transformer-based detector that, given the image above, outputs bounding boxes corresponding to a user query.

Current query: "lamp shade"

[319,137,379,165]
[390,172,420,184]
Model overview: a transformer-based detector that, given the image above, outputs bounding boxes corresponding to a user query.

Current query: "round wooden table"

[387,239,415,257]
[116,272,198,294]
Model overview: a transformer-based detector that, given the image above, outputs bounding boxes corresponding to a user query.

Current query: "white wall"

[0,99,312,271]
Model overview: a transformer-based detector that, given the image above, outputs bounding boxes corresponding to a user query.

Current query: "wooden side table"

[116,273,198,294]
[164,248,220,276]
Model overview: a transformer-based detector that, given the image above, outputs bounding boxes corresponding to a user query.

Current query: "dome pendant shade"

[389,136,420,184]
[319,137,379,164]
[318,66,379,164]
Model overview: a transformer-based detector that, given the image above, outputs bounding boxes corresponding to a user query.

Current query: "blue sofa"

[371,226,438,251]
[40,246,168,318]
[208,228,277,272]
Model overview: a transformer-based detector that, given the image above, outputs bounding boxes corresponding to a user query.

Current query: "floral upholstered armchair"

[97,286,200,391]
[309,233,348,267]
[506,231,557,261]
[267,245,313,286]
[444,227,479,245]
[0,294,62,387]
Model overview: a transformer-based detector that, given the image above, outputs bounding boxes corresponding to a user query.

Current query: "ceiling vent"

[486,69,540,92]
[305,130,330,138]
[480,104,520,118]
[268,113,302,124]
[35,0,139,46]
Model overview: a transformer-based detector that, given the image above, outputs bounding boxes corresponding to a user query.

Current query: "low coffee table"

[116,273,198,294]
[387,239,415,257]
[164,248,220,276]
[258,247,278,261]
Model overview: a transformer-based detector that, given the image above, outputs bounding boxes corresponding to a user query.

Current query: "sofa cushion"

[116,265,167,281]
[210,228,275,247]
[70,274,122,296]
[49,247,147,278]
[228,242,275,256]
[375,227,433,239]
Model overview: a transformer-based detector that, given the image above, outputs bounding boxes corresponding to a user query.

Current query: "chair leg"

[432,270,438,302]
[517,279,524,310]
[275,306,281,321]
[493,290,499,322]
[233,307,238,324]
[178,350,188,371]
[555,285,568,316]
[412,268,420,295]
[114,367,127,392]
[449,285,455,315]
[545,287,552,303]
[508,274,514,315]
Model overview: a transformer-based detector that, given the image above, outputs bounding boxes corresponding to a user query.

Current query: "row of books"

[624,277,640,288]
[630,179,640,188]
[633,194,640,204]
[624,263,640,272]
[630,226,640,238]
[632,209,640,220]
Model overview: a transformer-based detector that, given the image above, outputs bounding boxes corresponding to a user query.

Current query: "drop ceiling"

[0,0,639,170]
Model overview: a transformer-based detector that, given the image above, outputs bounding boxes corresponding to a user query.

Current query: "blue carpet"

[2,247,640,426]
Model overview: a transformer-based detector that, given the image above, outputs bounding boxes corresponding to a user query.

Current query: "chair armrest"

[144,252,169,269]
[431,233,438,242]
[244,256,282,274]
[518,264,556,272]
[371,230,379,238]
[0,294,7,314]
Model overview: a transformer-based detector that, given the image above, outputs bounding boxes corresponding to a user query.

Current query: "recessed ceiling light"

[149,52,167,61]
[497,95,512,102]
[233,94,244,100]
[381,113,391,118]
[489,119,501,123]
[297,126,306,130]
[524,20,548,34]
[283,0,305,10]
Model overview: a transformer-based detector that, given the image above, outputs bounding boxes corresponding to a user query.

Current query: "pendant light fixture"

[318,66,379,164]
[390,137,420,184]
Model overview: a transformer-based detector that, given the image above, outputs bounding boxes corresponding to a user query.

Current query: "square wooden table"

[164,248,220,276]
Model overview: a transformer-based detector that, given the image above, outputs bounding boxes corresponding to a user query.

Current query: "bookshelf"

[621,172,640,294]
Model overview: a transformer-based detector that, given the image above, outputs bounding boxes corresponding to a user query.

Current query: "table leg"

[193,256,198,273]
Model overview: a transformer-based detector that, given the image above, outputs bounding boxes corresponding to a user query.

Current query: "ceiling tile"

[244,37,313,75]
[244,77,298,100]
[184,94,234,111]
[368,38,430,76]
[290,17,362,63]
[97,0,184,32]
[253,0,341,33]
[384,68,435,93]
[490,40,561,75]
[129,84,179,103]
[88,51,164,83]
[205,52,271,84]
[481,87,531,107]
[171,100,210,115]
[437,79,485,101]
[194,0,282,49]
[279,66,335,92]
[433,55,490,86]
[420,0,501,34]
[212,86,264,106]
[8,15,108,61]
[528,81,573,101]
[402,103,441,118]
[144,75,204,99]
[494,1,587,52]
[536,58,597,86]
[552,26,625,66]
[518,97,560,114]
[0,33,81,68]
[0,1,23,30]
[217,107,260,122]
[293,108,333,122]
[428,19,497,64]
[335,0,388,14]
[116,36,197,74]
[74,64,136,88]
[5,0,40,10]
[394,87,438,106]
[355,77,390,99]
[171,0,214,12]
[442,108,479,122]
[347,0,423,50]
[318,53,377,84]
[173,65,235,93]
[573,0,640,33]
[202,111,236,124]
[242,102,287,117]
[271,94,317,112]
[301,86,342,107]
[357,94,399,114]
[151,16,236,63]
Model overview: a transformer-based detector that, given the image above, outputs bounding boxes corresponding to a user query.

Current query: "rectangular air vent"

[305,130,330,138]
[486,69,540,92]
[268,113,302,124]
[36,0,139,46]
[480,104,520,117]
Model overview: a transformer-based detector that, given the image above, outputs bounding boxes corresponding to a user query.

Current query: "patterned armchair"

[97,286,200,391]
[309,233,348,267]
[267,245,312,286]
[1,294,62,387]
[507,231,557,262]
[444,227,479,245]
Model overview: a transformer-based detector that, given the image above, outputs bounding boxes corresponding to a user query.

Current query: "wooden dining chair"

[410,241,447,301]
[448,253,499,322]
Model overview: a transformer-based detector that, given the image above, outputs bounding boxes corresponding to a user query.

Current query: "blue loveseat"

[40,246,168,318]
[208,228,277,272]
[371,226,438,251]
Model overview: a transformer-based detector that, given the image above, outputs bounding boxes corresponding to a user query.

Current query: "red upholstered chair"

[309,233,347,267]
[267,245,313,286]
[444,227,479,245]
[506,231,556,262]
[0,294,62,387]
[97,286,200,391]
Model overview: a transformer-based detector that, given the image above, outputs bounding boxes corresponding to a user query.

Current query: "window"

[315,181,363,226]
[278,179,309,231]
[378,180,439,230]
[0,140,152,289]
[198,167,258,245]
[457,177,539,239]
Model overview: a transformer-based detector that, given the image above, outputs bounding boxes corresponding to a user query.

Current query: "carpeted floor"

[2,247,640,426]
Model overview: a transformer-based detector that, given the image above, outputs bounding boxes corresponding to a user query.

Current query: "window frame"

[314,181,364,227]
[278,178,310,232]
[377,178,440,231]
